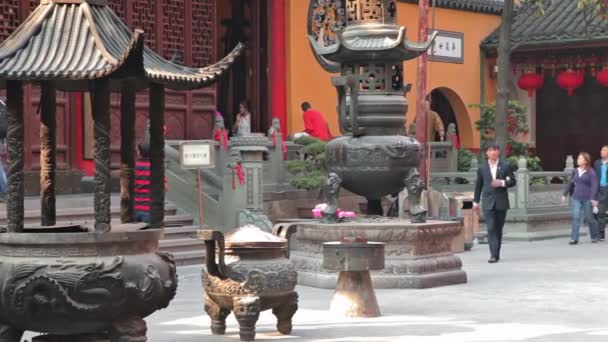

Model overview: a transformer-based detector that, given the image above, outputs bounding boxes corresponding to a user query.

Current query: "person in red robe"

[301,102,333,141]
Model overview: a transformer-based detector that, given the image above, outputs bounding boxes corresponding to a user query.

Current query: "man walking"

[473,143,516,263]
[593,145,608,241]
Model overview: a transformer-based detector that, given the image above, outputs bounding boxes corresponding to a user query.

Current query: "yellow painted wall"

[285,1,501,149]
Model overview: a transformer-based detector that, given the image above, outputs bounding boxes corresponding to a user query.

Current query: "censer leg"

[233,296,260,341]
[0,323,23,342]
[109,316,147,342]
[272,292,298,335]
[329,271,381,318]
[204,294,231,335]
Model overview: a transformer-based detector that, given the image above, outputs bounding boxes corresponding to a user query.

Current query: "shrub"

[287,136,327,190]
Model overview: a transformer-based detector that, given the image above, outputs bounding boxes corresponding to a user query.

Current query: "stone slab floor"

[23,238,608,341]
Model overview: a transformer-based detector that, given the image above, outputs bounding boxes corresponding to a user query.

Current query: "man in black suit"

[473,143,516,263]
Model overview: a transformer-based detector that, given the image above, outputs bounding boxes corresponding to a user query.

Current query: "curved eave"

[309,28,437,63]
[144,43,245,91]
[0,3,141,82]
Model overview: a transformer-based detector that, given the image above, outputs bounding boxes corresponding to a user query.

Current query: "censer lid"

[224,225,286,248]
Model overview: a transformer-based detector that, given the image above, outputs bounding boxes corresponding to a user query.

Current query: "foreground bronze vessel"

[0,227,177,340]
[0,0,242,340]
[308,0,436,220]
[198,225,298,341]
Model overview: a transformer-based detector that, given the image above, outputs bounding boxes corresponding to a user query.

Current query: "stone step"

[159,238,205,253]
[170,250,206,267]
[0,205,178,225]
[162,225,201,239]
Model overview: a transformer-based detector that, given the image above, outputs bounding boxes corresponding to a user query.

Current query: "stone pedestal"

[291,218,467,289]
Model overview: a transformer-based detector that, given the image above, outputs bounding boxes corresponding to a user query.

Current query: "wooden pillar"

[149,83,165,228]
[6,80,24,233]
[40,82,57,226]
[415,0,430,188]
[93,78,112,233]
[120,80,136,223]
[269,0,287,136]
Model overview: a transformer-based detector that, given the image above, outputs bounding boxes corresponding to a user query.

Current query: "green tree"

[472,100,542,171]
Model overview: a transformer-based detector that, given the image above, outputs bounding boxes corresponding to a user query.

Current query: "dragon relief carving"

[1,254,177,322]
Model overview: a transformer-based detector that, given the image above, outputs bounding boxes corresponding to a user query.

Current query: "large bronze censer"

[198,225,298,341]
[308,0,437,220]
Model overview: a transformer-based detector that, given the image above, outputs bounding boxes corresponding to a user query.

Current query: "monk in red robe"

[301,102,333,141]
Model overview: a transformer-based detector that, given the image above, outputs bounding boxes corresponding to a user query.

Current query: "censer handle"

[332,76,361,136]
[196,230,227,279]
[272,223,298,258]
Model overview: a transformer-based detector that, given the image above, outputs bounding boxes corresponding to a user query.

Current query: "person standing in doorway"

[233,100,251,136]
[593,146,608,241]
[473,143,516,263]
[562,152,600,244]
[426,101,445,142]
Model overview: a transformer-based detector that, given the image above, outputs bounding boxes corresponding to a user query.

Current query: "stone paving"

[22,237,608,341]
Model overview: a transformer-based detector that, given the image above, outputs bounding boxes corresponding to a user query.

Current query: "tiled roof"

[0,3,141,80]
[0,1,243,90]
[481,0,608,50]
[399,0,503,15]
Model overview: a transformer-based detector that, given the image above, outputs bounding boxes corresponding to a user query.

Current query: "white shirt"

[577,167,587,177]
[489,160,499,180]
[489,160,506,187]
[236,113,251,135]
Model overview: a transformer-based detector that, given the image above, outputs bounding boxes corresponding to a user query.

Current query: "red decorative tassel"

[281,139,288,160]
[214,129,229,150]
[237,163,245,185]
[452,135,460,150]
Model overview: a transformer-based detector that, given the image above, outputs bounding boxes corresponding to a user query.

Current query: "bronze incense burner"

[198,225,298,341]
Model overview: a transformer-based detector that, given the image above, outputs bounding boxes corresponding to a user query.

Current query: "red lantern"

[596,68,608,87]
[517,72,544,97]
[556,69,585,96]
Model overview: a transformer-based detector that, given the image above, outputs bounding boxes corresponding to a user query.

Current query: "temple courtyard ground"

[139,237,608,342]
[19,237,608,341]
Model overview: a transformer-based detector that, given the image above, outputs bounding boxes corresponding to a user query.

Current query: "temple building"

[5,0,601,180]
[482,0,608,170]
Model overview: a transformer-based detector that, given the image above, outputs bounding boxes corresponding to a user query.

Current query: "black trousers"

[598,187,608,239]
[484,209,507,259]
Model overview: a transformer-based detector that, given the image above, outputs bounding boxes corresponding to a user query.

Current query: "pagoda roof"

[481,0,608,52]
[0,0,243,91]
[308,25,436,70]
[399,0,503,15]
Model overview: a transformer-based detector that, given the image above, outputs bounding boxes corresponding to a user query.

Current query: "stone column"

[120,80,136,223]
[267,131,285,188]
[93,78,112,233]
[40,82,56,226]
[6,80,24,233]
[149,83,165,228]
[221,136,269,231]
[515,156,529,210]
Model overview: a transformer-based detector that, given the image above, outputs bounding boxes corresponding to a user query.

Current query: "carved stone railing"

[430,155,575,210]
